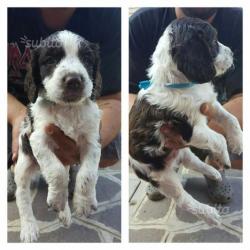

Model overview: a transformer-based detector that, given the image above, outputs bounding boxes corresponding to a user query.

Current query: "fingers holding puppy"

[45,124,80,166]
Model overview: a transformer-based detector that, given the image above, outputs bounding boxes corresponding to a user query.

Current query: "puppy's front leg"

[73,139,101,217]
[211,101,242,155]
[190,124,231,167]
[29,131,70,212]
[150,167,221,226]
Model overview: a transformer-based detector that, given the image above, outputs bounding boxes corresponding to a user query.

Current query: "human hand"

[160,122,187,149]
[11,108,26,162]
[45,124,80,166]
[200,103,225,135]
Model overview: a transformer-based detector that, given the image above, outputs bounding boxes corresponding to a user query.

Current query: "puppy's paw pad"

[20,221,39,243]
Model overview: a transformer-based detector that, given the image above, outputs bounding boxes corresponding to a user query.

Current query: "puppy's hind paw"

[47,190,66,212]
[58,204,72,228]
[199,205,221,226]
[20,221,39,243]
[73,195,97,217]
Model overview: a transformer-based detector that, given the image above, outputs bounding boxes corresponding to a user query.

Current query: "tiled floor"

[8,163,121,243]
[129,167,242,242]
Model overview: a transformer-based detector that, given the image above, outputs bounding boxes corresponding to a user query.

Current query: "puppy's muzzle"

[62,73,85,102]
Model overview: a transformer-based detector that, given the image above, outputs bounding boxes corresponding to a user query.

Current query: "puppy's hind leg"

[180,148,222,181]
[151,167,221,226]
[15,151,39,243]
[58,199,71,227]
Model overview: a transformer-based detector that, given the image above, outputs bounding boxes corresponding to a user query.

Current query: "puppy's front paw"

[212,134,231,168]
[58,203,72,227]
[199,205,221,226]
[73,195,97,217]
[20,221,39,243]
[227,129,243,155]
[47,190,67,212]
[205,167,222,182]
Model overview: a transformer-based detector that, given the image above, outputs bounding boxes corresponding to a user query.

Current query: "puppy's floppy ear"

[90,43,102,100]
[171,33,216,83]
[24,48,41,103]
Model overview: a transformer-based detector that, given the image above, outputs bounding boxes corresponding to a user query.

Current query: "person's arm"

[8,93,27,162]
[97,92,121,148]
[129,93,136,110]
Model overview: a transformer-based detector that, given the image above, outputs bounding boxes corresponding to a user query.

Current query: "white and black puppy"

[14,30,102,242]
[130,18,242,225]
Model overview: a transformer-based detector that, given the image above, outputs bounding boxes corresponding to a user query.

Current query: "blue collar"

[138,80,198,90]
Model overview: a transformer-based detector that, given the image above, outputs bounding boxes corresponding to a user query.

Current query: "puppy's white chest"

[32,99,101,142]
[55,104,100,141]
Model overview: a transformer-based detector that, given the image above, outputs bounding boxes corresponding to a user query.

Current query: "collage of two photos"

[6,5,243,244]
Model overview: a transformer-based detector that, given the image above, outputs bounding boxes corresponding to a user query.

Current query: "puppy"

[129,18,242,225]
[14,30,102,242]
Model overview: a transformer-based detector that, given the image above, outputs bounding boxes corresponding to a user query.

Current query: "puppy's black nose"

[64,74,84,91]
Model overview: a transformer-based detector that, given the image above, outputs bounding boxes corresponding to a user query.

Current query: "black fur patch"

[78,42,102,101]
[27,104,34,132]
[129,97,193,171]
[132,166,159,188]
[170,17,218,83]
[21,134,33,155]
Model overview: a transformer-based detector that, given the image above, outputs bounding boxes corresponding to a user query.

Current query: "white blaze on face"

[43,30,93,104]
[214,42,234,77]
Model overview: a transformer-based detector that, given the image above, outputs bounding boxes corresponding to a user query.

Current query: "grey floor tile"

[130,229,166,242]
[96,176,120,203]
[39,224,101,243]
[171,228,241,242]
[91,205,121,232]
[137,198,172,221]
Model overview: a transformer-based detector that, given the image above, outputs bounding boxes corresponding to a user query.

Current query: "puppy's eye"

[79,50,95,64]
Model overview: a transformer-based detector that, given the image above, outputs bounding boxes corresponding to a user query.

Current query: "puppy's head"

[25,30,102,104]
[148,17,233,84]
